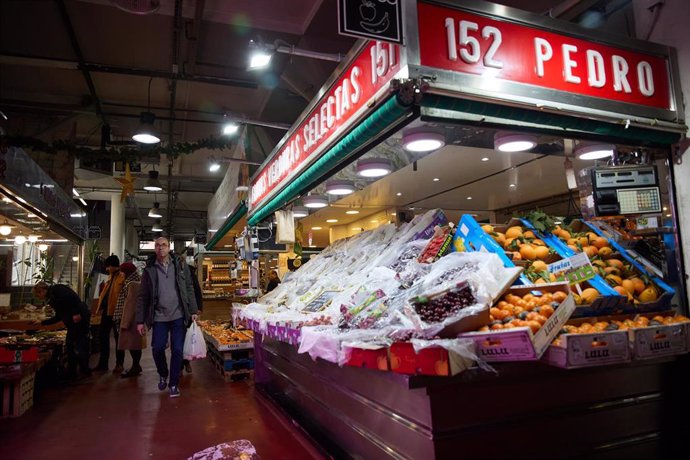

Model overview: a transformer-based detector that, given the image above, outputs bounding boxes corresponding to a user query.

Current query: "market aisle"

[0,348,322,460]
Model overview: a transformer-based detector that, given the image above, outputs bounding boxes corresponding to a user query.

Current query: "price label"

[548,253,597,286]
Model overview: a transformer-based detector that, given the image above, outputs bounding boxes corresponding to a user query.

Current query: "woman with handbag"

[114,263,146,378]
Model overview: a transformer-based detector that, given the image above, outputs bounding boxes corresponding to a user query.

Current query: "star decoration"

[115,162,136,202]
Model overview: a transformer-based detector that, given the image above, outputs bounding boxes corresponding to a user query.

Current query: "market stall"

[0,146,87,416]
[233,1,689,458]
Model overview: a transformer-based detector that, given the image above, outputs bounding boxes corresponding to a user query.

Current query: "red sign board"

[417,2,671,110]
[250,41,401,210]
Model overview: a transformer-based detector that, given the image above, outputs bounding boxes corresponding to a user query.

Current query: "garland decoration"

[2,135,236,160]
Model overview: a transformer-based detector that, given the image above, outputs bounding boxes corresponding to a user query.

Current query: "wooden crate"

[0,372,35,417]
[205,338,254,382]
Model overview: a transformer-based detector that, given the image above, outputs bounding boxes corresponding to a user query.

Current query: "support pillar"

[110,194,125,259]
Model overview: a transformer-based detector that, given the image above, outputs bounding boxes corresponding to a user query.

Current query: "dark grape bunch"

[412,283,476,323]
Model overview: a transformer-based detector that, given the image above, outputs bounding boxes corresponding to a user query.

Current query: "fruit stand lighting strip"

[205,201,247,250]
[248,95,413,226]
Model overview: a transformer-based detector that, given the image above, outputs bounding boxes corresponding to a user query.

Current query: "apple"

[359,0,376,22]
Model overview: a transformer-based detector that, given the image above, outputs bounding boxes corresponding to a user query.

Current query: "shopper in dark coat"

[136,237,198,398]
[34,282,91,378]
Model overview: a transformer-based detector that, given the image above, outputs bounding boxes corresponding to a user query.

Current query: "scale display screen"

[616,187,662,214]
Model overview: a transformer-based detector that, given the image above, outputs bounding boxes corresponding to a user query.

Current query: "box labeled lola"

[631,322,688,360]
[542,330,630,369]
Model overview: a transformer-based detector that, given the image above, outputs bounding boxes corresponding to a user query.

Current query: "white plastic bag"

[275,210,295,243]
[183,321,207,360]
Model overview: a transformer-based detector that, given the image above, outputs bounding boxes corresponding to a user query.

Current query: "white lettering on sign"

[586,50,606,88]
[250,41,400,209]
[445,19,503,68]
[534,37,552,77]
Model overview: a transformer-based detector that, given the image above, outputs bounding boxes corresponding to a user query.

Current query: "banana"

[360,12,390,34]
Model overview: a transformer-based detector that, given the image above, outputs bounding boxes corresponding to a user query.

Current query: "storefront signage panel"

[249,40,401,210]
[0,147,86,240]
[417,2,672,111]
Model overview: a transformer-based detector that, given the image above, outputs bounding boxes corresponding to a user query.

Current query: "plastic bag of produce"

[183,321,207,360]
[275,210,295,243]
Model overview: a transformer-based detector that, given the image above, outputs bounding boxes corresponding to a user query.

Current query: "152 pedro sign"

[338,0,404,44]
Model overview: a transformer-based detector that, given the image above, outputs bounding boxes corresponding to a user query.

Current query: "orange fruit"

[539,305,555,317]
[534,278,546,285]
[523,230,536,239]
[638,286,659,303]
[613,286,632,299]
[558,230,571,240]
[591,237,609,249]
[482,224,495,233]
[567,244,578,252]
[519,244,537,260]
[511,251,522,261]
[580,288,600,304]
[598,247,613,258]
[526,320,541,333]
[534,246,550,260]
[531,260,548,272]
[630,277,646,295]
[578,236,589,247]
[493,232,506,247]
[505,226,523,239]
[552,291,568,303]
[605,274,623,286]
[532,239,546,247]
[534,314,548,325]
[606,259,624,269]
[582,246,598,258]
[621,279,635,295]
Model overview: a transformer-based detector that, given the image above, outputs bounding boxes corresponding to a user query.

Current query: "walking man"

[136,236,198,397]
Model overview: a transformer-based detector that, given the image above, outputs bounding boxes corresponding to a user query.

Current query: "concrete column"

[110,194,125,260]
[125,223,139,258]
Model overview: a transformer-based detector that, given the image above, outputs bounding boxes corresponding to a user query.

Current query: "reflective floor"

[0,346,322,460]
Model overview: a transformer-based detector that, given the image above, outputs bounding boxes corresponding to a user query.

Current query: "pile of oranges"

[551,314,690,347]
[478,290,569,334]
[481,224,558,284]
[552,224,661,304]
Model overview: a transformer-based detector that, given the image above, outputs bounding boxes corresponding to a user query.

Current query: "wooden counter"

[254,333,690,459]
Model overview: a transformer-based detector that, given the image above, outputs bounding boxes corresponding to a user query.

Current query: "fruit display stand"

[197,321,254,382]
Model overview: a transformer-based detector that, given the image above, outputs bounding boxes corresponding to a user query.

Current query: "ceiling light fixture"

[292,206,309,218]
[133,78,160,144]
[481,157,490,162]
[303,195,329,209]
[311,226,323,230]
[14,235,26,245]
[494,132,538,152]
[396,192,402,196]
[144,170,164,192]
[152,219,164,232]
[72,256,79,262]
[433,178,440,182]
[0,220,14,236]
[248,38,341,71]
[148,202,163,218]
[325,180,356,195]
[326,219,338,223]
[356,158,392,178]
[222,122,239,136]
[402,128,446,152]
[575,143,615,160]
[38,243,49,251]
[209,160,221,172]
[28,235,39,243]
[345,210,360,215]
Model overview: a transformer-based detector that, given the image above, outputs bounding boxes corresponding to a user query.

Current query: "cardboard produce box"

[388,342,474,377]
[459,283,576,361]
[631,321,688,360]
[342,345,389,371]
[542,330,630,369]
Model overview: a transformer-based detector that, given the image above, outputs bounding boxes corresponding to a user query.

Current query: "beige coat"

[117,281,147,350]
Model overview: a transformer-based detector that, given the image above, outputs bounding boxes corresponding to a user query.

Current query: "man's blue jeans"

[151,317,186,387]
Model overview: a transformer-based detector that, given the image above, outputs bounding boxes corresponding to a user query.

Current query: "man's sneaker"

[169,385,180,398]
[158,376,167,391]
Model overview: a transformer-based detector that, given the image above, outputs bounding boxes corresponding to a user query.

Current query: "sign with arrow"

[338,0,403,44]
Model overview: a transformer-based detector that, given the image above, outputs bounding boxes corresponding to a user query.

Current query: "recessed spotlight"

[326,219,338,223]
[481,157,490,162]
[311,226,323,230]
[494,132,538,152]
[663,206,668,211]
[466,196,473,200]
[432,178,440,182]
[370,220,378,223]
[509,184,516,188]
[345,210,360,215]
[396,192,402,196]
[666,213,672,217]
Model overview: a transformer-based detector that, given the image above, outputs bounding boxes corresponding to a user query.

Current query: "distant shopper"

[114,262,145,378]
[182,264,203,374]
[94,255,126,373]
[136,237,198,398]
[33,282,91,379]
[265,270,281,293]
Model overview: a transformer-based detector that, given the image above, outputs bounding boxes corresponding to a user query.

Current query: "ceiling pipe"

[55,0,107,127]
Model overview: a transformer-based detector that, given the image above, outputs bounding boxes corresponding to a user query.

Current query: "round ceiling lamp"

[292,206,309,218]
[132,111,160,144]
[575,143,615,160]
[0,220,14,236]
[38,243,49,251]
[325,180,356,195]
[14,235,26,245]
[148,202,163,218]
[345,209,360,215]
[143,170,164,192]
[152,219,164,232]
[402,129,446,152]
[302,195,329,209]
[28,235,39,243]
[494,132,538,152]
[356,158,392,178]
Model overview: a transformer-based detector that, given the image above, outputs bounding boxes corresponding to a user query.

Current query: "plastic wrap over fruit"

[298,326,385,363]
[410,338,495,373]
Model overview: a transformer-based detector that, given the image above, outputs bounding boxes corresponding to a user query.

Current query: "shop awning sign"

[416,1,677,120]
[249,40,401,211]
[338,0,404,45]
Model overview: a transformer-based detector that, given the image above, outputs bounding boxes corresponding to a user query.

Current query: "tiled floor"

[0,348,322,460]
